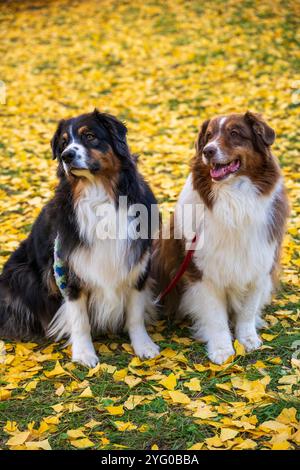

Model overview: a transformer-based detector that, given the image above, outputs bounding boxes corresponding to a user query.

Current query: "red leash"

[156,234,198,304]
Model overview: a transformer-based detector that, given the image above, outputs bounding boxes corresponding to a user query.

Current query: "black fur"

[0,110,158,340]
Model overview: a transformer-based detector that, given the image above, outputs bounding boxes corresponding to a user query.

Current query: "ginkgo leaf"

[114,421,137,432]
[159,373,177,390]
[44,361,67,378]
[84,420,101,429]
[124,395,145,410]
[67,429,86,439]
[220,428,239,442]
[71,438,95,448]
[184,377,201,392]
[188,443,204,450]
[6,431,30,446]
[168,390,191,404]
[79,386,94,398]
[234,339,246,356]
[124,376,142,388]
[25,439,51,450]
[106,405,124,416]
[0,389,11,401]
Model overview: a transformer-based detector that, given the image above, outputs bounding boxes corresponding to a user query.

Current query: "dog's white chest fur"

[68,183,146,331]
[177,174,279,289]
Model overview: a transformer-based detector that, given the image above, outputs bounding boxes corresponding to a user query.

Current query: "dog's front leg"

[65,294,99,368]
[182,280,234,365]
[126,288,160,360]
[234,283,263,352]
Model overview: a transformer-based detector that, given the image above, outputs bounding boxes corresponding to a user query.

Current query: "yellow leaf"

[71,438,95,448]
[86,363,102,377]
[43,416,60,425]
[55,384,65,397]
[113,368,128,382]
[51,403,64,413]
[220,428,239,442]
[272,441,290,450]
[25,439,51,450]
[124,395,145,410]
[7,431,30,446]
[138,424,149,433]
[205,435,223,448]
[65,403,84,413]
[84,420,101,429]
[260,421,290,433]
[292,429,300,444]
[4,421,18,433]
[184,377,201,392]
[44,361,67,378]
[192,404,216,419]
[24,380,38,392]
[100,437,110,445]
[159,373,177,390]
[99,363,117,374]
[278,375,298,385]
[124,376,142,388]
[234,439,257,450]
[0,389,11,401]
[188,442,204,450]
[194,364,207,372]
[67,429,86,439]
[98,344,111,354]
[234,339,246,356]
[114,421,137,432]
[79,386,93,398]
[276,407,298,425]
[106,405,124,416]
[122,344,134,354]
[168,390,191,404]
[261,333,278,341]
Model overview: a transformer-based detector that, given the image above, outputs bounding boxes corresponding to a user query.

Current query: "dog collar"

[53,234,67,298]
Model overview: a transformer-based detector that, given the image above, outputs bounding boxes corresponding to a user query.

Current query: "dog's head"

[195,112,276,183]
[51,109,132,183]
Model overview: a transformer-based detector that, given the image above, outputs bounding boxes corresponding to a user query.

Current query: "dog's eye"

[230,130,239,137]
[61,139,67,149]
[206,131,212,140]
[86,133,96,141]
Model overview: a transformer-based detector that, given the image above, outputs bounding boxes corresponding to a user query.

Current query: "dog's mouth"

[210,159,241,181]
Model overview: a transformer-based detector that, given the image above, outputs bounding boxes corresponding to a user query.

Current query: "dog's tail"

[0,277,46,341]
[0,250,60,341]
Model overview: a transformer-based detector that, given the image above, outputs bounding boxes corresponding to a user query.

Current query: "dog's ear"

[93,108,130,159]
[244,111,275,153]
[51,119,65,160]
[195,119,210,154]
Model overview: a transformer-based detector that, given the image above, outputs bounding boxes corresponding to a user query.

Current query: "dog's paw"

[237,333,262,352]
[207,344,235,365]
[132,337,160,360]
[72,349,99,368]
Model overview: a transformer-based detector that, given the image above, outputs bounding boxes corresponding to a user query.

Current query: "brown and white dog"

[152,112,289,364]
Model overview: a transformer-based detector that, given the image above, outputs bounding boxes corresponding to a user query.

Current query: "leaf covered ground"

[0,0,299,450]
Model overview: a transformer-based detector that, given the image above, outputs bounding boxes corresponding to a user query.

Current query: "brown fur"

[152,112,288,317]
[67,147,121,202]
[152,215,202,316]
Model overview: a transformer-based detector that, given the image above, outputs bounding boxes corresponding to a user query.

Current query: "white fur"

[176,173,282,364]
[49,179,159,366]
[203,117,227,164]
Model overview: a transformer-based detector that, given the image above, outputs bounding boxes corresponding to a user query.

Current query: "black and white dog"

[0,109,160,367]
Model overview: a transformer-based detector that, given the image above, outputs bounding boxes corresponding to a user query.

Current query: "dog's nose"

[61,149,76,163]
[203,144,217,161]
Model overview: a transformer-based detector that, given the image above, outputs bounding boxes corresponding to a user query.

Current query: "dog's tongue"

[210,160,240,180]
